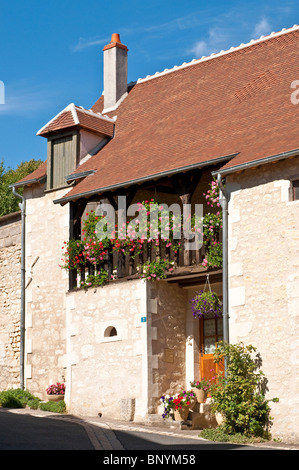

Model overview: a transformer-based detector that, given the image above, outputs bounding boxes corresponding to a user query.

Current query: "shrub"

[0,388,40,408]
[210,342,278,439]
[39,400,66,414]
[200,426,266,444]
[0,388,65,414]
[27,398,41,410]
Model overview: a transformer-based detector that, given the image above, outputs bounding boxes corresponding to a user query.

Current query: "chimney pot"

[111,33,121,44]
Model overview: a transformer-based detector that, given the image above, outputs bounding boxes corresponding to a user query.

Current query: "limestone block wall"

[65,279,148,419]
[23,185,69,399]
[0,211,22,389]
[227,156,299,443]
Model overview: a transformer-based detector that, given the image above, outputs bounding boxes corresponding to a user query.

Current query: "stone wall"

[226,156,299,443]
[23,184,70,399]
[0,211,22,389]
[64,278,196,421]
[64,279,148,419]
[147,281,188,414]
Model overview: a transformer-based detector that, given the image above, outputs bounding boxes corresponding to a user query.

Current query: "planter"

[192,388,208,403]
[47,394,64,402]
[173,407,190,421]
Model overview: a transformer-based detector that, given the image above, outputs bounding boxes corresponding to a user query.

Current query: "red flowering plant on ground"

[172,390,195,410]
[46,382,65,395]
[160,390,195,419]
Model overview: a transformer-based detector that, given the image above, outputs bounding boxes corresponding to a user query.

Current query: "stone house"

[1,26,299,443]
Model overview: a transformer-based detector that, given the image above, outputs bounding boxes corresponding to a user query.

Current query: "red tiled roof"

[16,26,299,197]
[36,104,115,137]
[58,26,299,202]
[14,160,47,186]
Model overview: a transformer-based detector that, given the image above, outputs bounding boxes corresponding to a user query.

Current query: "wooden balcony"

[67,166,223,290]
[69,237,208,290]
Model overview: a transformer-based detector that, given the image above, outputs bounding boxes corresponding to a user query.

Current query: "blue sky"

[0,0,298,170]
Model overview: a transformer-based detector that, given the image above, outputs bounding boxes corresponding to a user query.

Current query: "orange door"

[199,314,224,382]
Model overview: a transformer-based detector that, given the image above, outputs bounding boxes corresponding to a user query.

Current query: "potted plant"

[46,382,65,402]
[190,378,211,403]
[191,290,222,318]
[160,394,174,419]
[160,390,195,421]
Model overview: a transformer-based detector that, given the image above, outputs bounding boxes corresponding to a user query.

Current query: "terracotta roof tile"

[16,26,299,197]
[60,26,299,201]
[14,160,47,186]
[37,104,114,137]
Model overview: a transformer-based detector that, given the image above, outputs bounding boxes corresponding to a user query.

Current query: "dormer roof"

[36,103,115,138]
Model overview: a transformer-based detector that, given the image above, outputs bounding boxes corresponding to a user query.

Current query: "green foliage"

[210,342,278,438]
[204,241,223,268]
[140,258,174,280]
[0,388,65,414]
[200,426,268,444]
[0,388,41,408]
[27,398,41,410]
[80,270,109,288]
[0,159,43,216]
[39,400,66,413]
[201,179,223,269]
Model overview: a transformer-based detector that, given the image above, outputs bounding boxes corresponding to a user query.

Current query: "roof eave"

[9,175,47,189]
[53,153,238,205]
[212,148,299,177]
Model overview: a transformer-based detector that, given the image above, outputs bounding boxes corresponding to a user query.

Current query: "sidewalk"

[6,408,299,451]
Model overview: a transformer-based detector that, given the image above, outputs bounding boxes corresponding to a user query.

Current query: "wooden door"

[199,313,224,382]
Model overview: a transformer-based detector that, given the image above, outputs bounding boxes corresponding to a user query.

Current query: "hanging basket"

[191,274,222,318]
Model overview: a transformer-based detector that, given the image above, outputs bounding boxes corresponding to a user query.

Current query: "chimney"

[103,34,128,111]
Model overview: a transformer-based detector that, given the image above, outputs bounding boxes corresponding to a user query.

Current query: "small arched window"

[104,326,117,338]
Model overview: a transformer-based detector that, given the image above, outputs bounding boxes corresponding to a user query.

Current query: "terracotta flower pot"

[173,407,190,421]
[192,388,207,403]
[47,394,64,402]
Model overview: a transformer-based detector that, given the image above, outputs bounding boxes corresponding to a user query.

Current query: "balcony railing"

[69,237,208,290]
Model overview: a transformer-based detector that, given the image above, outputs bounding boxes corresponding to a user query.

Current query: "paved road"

[0,408,296,452]
[0,409,94,450]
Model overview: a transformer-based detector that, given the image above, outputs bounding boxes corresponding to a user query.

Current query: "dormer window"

[36,103,115,192]
[48,133,77,190]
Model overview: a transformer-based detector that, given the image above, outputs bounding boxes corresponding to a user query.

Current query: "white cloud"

[190,40,209,57]
[72,36,109,52]
[189,27,232,58]
[72,11,214,53]
[253,17,272,38]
